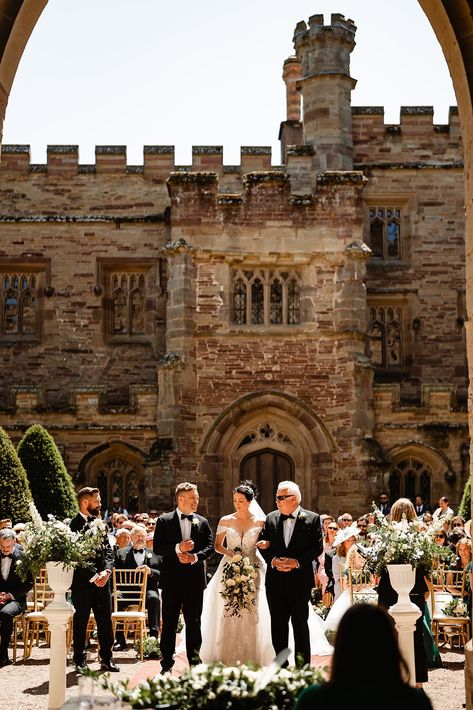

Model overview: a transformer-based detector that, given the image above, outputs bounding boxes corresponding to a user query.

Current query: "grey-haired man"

[0,528,33,667]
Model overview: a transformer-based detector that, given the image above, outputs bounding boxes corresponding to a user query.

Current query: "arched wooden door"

[240,449,294,515]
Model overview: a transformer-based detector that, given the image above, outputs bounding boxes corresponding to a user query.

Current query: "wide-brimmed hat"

[465,519,471,539]
[333,524,360,548]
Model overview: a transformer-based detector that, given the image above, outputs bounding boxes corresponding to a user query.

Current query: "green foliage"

[0,427,32,523]
[458,477,471,520]
[17,424,78,519]
[100,662,326,709]
[135,635,161,659]
[17,514,107,581]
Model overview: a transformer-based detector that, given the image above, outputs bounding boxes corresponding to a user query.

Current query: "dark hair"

[233,480,257,502]
[330,604,409,686]
[77,487,100,503]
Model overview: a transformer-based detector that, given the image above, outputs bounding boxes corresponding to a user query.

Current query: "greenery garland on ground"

[17,424,78,520]
[0,426,32,523]
[100,662,326,709]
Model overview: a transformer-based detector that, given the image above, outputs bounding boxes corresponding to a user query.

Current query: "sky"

[2,0,457,166]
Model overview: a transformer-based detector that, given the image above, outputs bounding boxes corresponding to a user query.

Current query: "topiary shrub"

[0,427,32,523]
[458,477,471,520]
[17,424,78,520]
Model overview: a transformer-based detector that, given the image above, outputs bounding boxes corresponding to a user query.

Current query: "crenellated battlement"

[352,106,462,164]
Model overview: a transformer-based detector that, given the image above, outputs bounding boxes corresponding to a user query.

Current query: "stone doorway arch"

[78,441,146,515]
[199,390,335,517]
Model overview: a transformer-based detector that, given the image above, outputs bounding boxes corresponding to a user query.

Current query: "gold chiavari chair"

[431,568,470,649]
[111,569,147,661]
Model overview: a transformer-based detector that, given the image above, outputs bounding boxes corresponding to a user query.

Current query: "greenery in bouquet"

[220,547,259,617]
[442,597,469,618]
[363,507,453,577]
[16,503,107,581]
[100,661,326,709]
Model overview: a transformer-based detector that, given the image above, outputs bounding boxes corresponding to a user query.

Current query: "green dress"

[294,683,433,710]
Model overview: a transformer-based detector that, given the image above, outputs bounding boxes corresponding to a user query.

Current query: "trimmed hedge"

[458,477,471,520]
[0,427,32,523]
[17,424,78,520]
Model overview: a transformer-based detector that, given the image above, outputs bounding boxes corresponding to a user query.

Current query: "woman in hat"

[323,524,367,635]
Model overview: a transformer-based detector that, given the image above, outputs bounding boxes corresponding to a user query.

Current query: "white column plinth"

[43,603,74,710]
[388,606,421,686]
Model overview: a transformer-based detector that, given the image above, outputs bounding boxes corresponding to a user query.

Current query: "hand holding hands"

[179,538,194,553]
[272,556,299,572]
[136,564,151,575]
[256,540,270,550]
[178,552,195,564]
[94,570,111,587]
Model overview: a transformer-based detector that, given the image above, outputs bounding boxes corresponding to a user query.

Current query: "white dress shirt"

[1,554,12,581]
[132,548,146,566]
[283,505,301,547]
[175,508,197,563]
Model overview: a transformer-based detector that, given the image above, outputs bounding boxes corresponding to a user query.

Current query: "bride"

[199,481,332,665]
[200,481,274,665]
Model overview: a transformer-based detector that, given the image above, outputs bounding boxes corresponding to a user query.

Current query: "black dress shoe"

[0,658,12,668]
[113,641,127,651]
[100,661,120,673]
[74,661,89,673]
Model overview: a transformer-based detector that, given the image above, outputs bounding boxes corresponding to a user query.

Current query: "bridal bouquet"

[363,510,453,577]
[220,547,259,617]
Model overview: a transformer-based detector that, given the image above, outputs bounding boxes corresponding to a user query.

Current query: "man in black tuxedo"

[69,487,118,672]
[377,492,392,516]
[153,482,213,673]
[0,528,33,667]
[414,494,430,517]
[258,481,322,666]
[114,524,162,649]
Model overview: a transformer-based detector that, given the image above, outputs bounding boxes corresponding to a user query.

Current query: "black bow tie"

[181,514,193,521]
[281,513,295,521]
[87,516,95,523]
[133,548,145,554]
[1,553,12,559]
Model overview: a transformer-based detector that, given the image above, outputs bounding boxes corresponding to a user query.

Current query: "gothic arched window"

[368,305,402,369]
[389,457,432,505]
[1,271,39,340]
[368,207,402,260]
[232,269,301,327]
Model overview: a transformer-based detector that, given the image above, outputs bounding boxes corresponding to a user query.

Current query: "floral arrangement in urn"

[17,503,107,581]
[363,508,453,577]
[100,661,326,709]
[220,547,259,617]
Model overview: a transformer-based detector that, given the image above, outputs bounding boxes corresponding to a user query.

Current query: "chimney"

[279,56,303,163]
[293,13,357,171]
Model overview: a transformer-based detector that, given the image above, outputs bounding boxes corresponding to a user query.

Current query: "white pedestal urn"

[43,562,75,710]
[387,563,421,687]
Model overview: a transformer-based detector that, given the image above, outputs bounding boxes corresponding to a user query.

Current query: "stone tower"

[293,13,357,171]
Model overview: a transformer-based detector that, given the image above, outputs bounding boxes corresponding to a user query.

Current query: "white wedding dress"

[199,525,333,665]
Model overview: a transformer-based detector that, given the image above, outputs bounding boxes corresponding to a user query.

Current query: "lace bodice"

[217,525,262,563]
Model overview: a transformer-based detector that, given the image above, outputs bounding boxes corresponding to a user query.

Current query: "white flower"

[232,554,242,563]
[225,579,236,587]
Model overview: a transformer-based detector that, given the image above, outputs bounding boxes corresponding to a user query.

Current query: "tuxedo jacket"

[415,504,430,516]
[259,508,322,594]
[0,546,33,609]
[115,546,161,593]
[69,513,114,589]
[153,510,213,591]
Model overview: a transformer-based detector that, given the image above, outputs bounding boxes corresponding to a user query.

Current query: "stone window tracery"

[389,457,432,504]
[94,456,142,509]
[111,272,146,336]
[0,271,42,341]
[369,207,401,260]
[368,305,402,368]
[237,423,294,449]
[232,269,301,326]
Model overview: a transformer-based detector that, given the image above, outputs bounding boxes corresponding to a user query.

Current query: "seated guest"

[0,529,33,667]
[114,528,131,552]
[114,525,162,649]
[295,604,432,710]
[414,495,430,517]
[0,520,12,531]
